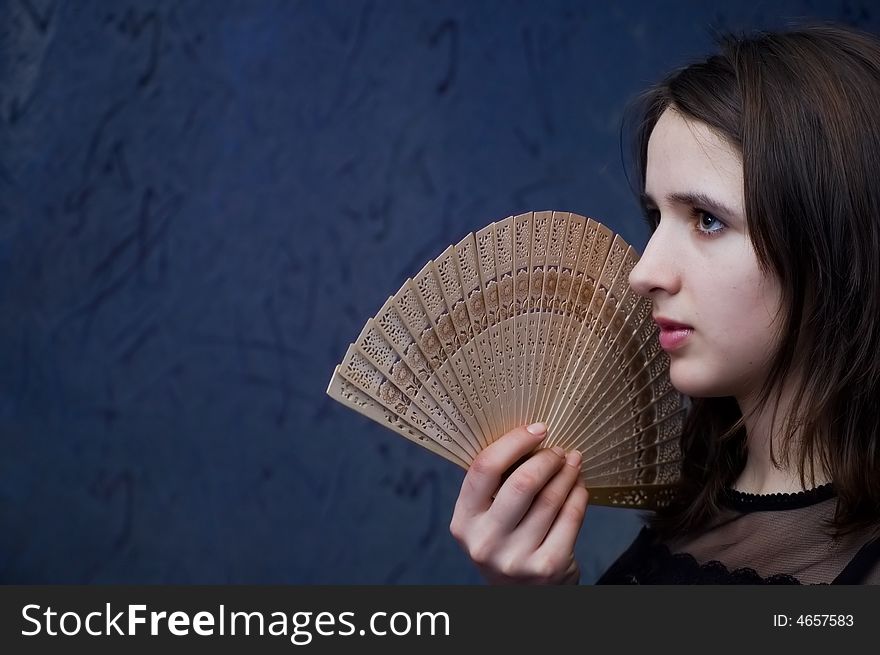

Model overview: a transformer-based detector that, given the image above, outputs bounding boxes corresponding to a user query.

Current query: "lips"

[654,316,694,351]
[653,316,693,331]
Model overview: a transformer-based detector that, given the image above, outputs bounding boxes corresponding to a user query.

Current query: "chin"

[667,359,731,398]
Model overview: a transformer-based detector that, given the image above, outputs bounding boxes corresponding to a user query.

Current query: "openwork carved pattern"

[328,212,686,509]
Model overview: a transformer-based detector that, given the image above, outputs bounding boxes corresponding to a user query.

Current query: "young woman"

[449,23,880,584]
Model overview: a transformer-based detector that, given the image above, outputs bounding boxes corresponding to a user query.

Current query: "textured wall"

[2,0,877,583]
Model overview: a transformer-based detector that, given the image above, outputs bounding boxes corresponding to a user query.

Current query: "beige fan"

[326,211,685,510]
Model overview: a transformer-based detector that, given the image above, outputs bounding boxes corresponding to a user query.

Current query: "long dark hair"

[624,23,880,540]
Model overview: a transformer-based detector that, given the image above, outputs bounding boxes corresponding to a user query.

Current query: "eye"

[692,208,726,238]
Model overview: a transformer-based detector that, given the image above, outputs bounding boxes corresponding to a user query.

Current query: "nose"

[628,222,681,299]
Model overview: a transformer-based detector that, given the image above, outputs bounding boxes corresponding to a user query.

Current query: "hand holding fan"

[326,211,685,510]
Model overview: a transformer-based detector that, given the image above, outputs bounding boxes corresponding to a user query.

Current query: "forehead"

[645,108,743,204]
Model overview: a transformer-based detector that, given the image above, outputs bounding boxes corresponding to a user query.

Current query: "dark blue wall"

[2,0,877,583]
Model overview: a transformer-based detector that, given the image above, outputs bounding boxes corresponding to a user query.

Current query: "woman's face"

[628,107,783,399]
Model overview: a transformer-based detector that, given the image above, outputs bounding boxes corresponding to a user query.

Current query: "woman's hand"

[449,422,589,584]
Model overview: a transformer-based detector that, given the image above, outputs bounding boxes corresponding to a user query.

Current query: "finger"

[486,446,567,530]
[536,479,589,561]
[513,449,585,549]
[455,423,549,517]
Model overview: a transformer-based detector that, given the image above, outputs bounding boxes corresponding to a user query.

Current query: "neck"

[733,376,830,495]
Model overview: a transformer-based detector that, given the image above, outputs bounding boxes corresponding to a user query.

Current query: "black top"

[596,483,880,584]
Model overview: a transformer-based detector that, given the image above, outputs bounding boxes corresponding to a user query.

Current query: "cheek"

[720,275,781,354]
[670,276,781,396]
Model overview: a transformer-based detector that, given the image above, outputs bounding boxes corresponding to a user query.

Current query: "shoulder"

[834,527,880,584]
[594,526,656,584]
[861,560,880,585]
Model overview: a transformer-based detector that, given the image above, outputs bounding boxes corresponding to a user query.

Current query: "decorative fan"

[326,211,685,510]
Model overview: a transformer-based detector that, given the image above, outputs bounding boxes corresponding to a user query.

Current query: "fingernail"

[526,422,546,435]
[551,446,565,457]
[566,450,582,467]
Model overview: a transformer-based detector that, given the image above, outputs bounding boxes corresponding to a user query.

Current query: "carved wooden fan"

[326,211,685,510]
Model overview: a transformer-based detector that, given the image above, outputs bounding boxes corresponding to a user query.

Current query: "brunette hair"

[624,23,880,539]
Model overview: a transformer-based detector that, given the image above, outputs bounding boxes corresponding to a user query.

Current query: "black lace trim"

[597,529,809,585]
[719,482,836,512]
[652,542,806,584]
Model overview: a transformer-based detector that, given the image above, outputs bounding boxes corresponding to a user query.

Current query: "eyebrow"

[640,191,739,219]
